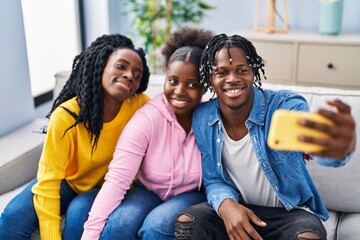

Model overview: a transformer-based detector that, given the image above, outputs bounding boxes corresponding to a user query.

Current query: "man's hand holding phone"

[268,100,356,158]
[299,99,356,158]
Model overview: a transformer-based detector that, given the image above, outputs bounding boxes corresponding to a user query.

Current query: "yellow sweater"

[32,94,150,240]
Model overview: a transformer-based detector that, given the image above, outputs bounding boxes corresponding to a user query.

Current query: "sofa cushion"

[323,210,339,240]
[0,118,48,195]
[337,213,360,239]
[263,83,360,213]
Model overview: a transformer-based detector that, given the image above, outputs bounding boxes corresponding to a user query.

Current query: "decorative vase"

[319,0,344,35]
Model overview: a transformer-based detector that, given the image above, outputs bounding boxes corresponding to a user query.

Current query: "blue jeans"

[175,202,327,240]
[0,179,99,240]
[100,182,206,240]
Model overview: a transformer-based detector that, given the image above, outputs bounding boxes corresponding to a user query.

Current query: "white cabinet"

[237,30,360,89]
[253,41,294,83]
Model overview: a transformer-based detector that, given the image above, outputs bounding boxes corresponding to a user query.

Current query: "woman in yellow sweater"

[0,34,150,240]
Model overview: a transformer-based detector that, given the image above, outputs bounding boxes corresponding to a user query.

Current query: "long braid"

[47,34,150,153]
[200,34,266,93]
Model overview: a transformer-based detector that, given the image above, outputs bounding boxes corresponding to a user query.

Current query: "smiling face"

[163,61,203,118]
[102,48,143,103]
[210,47,254,113]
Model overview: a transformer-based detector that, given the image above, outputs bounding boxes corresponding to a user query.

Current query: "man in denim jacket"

[174,34,356,240]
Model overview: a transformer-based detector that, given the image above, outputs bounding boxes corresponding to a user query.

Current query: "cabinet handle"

[327,63,334,69]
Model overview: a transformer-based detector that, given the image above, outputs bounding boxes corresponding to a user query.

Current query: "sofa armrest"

[0,118,48,194]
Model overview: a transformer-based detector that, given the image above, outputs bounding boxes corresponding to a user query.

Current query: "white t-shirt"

[221,124,283,207]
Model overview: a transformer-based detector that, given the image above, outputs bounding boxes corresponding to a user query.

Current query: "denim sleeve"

[206,182,240,216]
[193,107,240,216]
[197,140,240,215]
[313,152,353,168]
[280,91,310,112]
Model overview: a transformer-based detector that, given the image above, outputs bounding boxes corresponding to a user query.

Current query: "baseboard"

[34,90,53,107]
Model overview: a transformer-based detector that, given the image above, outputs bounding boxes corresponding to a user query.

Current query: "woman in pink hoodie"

[81,27,214,240]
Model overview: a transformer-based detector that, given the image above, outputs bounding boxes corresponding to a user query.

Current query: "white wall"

[0,0,34,136]
[81,0,110,47]
[21,0,81,97]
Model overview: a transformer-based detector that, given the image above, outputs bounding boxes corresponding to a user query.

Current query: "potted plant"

[124,0,214,73]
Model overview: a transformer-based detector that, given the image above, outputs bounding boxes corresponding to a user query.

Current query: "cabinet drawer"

[297,44,360,88]
[251,41,294,84]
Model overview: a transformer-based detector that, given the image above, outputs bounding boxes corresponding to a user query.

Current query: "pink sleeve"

[81,110,152,239]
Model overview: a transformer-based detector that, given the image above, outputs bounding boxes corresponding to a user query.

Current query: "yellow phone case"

[267,109,333,152]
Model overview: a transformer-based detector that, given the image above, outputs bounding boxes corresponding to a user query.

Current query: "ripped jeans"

[175,202,327,240]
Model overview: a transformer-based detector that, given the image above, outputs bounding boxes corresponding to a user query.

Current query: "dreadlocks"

[47,34,150,152]
[199,34,266,93]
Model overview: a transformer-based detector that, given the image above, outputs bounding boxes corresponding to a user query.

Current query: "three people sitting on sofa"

[0,29,356,240]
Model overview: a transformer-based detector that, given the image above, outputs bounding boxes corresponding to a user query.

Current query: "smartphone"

[267,109,333,152]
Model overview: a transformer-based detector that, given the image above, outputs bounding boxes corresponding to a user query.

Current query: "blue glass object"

[319,0,344,35]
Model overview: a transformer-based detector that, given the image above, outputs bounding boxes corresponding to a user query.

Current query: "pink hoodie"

[82,93,202,239]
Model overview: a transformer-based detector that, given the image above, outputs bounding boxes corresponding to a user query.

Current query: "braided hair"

[161,27,214,72]
[47,34,150,152]
[199,34,266,93]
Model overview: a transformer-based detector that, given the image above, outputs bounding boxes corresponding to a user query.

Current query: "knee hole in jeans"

[297,231,321,240]
[174,213,195,240]
[177,214,194,223]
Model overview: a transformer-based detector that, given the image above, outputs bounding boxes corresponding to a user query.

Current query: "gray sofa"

[0,74,359,239]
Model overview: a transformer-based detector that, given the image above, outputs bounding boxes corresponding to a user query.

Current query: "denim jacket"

[193,87,350,221]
